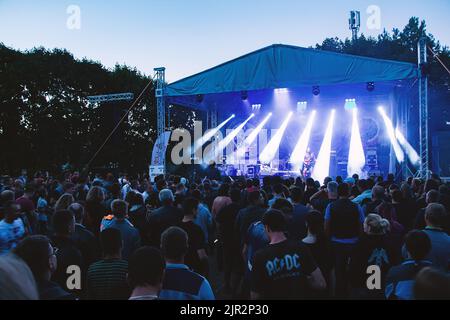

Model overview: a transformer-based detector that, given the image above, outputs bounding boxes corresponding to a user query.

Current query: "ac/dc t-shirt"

[250,240,317,299]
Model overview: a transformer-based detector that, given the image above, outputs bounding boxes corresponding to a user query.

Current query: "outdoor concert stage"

[161,44,419,181]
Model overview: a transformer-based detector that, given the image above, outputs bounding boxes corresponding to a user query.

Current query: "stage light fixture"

[241,91,248,101]
[378,107,404,163]
[312,110,335,183]
[347,108,366,177]
[312,86,320,96]
[367,82,375,92]
[196,94,204,103]
[297,101,308,113]
[290,110,317,171]
[345,98,357,110]
[252,104,262,111]
[275,88,288,94]
[260,112,293,163]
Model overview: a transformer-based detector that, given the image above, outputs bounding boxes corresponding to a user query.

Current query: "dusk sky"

[1,0,449,82]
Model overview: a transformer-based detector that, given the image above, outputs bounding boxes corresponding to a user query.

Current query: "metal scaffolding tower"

[417,38,431,179]
[154,67,166,138]
[154,67,166,170]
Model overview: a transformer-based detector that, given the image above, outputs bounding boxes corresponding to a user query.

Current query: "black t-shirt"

[216,202,241,245]
[178,221,206,275]
[348,235,398,290]
[251,240,317,299]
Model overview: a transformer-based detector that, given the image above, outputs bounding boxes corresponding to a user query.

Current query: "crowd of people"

[0,169,449,300]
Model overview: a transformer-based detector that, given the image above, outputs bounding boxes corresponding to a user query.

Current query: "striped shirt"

[87,259,130,300]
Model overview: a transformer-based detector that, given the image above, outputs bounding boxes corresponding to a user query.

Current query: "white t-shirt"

[0,218,25,255]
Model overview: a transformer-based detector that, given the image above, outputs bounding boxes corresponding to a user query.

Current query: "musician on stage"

[301,147,316,178]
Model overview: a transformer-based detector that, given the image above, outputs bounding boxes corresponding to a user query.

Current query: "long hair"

[54,193,75,211]
[86,186,105,204]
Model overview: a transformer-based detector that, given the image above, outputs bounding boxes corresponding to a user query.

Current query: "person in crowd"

[100,199,140,261]
[392,189,413,231]
[385,230,432,300]
[68,203,98,268]
[376,202,405,255]
[147,189,183,247]
[13,235,75,300]
[422,203,450,271]
[235,191,266,251]
[127,192,151,245]
[324,182,365,297]
[302,211,333,297]
[211,183,232,218]
[310,181,339,214]
[438,184,450,214]
[54,193,75,212]
[250,210,326,299]
[243,201,296,298]
[50,210,83,295]
[0,254,39,300]
[352,179,372,205]
[414,190,440,230]
[16,183,38,234]
[191,189,213,245]
[159,227,215,300]
[0,201,27,255]
[216,188,242,295]
[289,187,310,240]
[348,214,399,299]
[416,179,440,209]
[128,246,165,300]
[268,183,285,207]
[178,197,208,276]
[87,228,130,300]
[363,185,386,216]
[85,186,106,236]
[413,267,450,300]
[303,178,319,205]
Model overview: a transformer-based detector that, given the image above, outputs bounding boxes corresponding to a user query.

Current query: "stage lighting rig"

[366,82,375,92]
[196,94,204,103]
[312,86,320,96]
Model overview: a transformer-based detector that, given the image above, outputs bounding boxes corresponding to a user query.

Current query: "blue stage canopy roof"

[166,44,417,97]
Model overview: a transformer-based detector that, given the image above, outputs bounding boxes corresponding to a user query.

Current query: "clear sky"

[0,0,449,82]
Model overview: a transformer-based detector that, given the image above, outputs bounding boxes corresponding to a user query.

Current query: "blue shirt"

[159,264,215,300]
[324,202,365,244]
[385,260,432,300]
[245,221,270,274]
[194,203,213,244]
[423,227,450,271]
[352,190,372,205]
[100,218,140,260]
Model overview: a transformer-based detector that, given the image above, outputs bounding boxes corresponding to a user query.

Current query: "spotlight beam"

[235,113,273,160]
[312,110,335,183]
[395,127,420,166]
[260,112,293,163]
[347,108,366,177]
[378,107,404,163]
[192,114,235,153]
[212,114,255,159]
[290,111,316,171]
